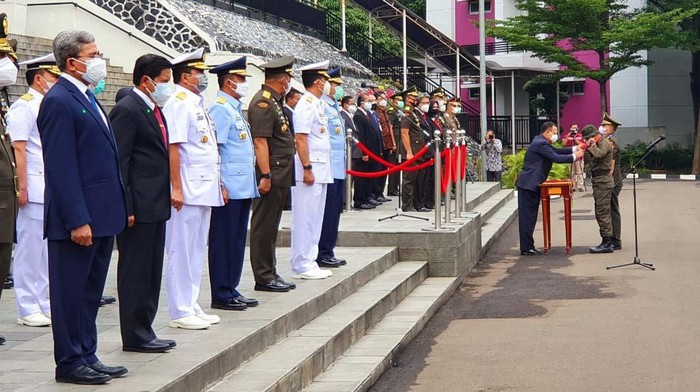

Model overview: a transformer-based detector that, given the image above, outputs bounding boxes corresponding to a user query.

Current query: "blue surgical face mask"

[92,78,106,95]
[397,101,405,109]
[149,78,174,106]
[333,86,344,101]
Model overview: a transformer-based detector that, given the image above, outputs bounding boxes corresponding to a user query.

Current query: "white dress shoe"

[17,313,52,327]
[293,269,331,280]
[196,312,220,325]
[322,269,333,277]
[43,312,52,320]
[169,315,210,330]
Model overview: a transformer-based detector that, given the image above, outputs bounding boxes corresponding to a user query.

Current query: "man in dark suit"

[516,121,584,256]
[339,96,367,209]
[38,30,128,384]
[353,93,383,208]
[110,54,175,354]
[283,88,301,135]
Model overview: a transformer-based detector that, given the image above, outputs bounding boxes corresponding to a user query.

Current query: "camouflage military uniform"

[609,137,623,247]
[0,86,17,301]
[585,137,614,240]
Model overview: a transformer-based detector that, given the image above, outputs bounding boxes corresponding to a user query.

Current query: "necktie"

[86,89,100,113]
[153,106,168,145]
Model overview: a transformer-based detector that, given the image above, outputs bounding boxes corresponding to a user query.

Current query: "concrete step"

[208,261,429,392]
[471,189,514,224]
[480,197,519,257]
[464,182,502,212]
[303,276,460,392]
[97,247,399,392]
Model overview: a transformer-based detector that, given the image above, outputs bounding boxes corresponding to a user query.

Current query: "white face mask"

[75,57,107,86]
[348,104,358,114]
[550,133,559,143]
[378,99,388,108]
[362,101,372,111]
[454,106,461,114]
[39,76,55,93]
[283,78,293,95]
[321,80,331,96]
[0,57,18,87]
[598,125,606,135]
[231,80,249,97]
[419,104,430,113]
[148,78,174,106]
[439,103,447,112]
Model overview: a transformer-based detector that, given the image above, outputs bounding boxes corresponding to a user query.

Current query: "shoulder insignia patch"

[216,97,226,105]
[262,90,271,99]
[20,93,34,101]
[176,92,187,100]
[306,96,313,103]
[257,102,269,109]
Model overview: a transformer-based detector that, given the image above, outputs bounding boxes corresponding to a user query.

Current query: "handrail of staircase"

[26,1,173,57]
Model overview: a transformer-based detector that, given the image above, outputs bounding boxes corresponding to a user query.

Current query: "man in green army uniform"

[0,13,19,345]
[581,125,615,254]
[601,113,623,250]
[385,92,402,196]
[248,56,297,293]
[399,86,430,212]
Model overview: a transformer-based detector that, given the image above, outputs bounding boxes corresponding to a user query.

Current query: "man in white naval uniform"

[290,61,334,280]
[162,48,225,330]
[6,53,61,327]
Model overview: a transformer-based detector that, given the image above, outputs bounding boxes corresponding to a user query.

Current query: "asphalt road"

[371,180,700,392]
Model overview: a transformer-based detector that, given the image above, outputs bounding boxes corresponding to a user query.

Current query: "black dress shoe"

[275,277,296,290]
[123,339,171,353]
[368,199,381,206]
[418,207,432,212]
[234,295,259,307]
[354,203,375,210]
[520,249,545,256]
[100,295,116,306]
[317,258,344,268]
[88,361,128,378]
[255,280,291,292]
[329,257,347,265]
[56,366,112,385]
[155,338,176,348]
[590,239,615,254]
[377,196,392,202]
[3,275,13,289]
[212,298,248,311]
[611,239,622,250]
[0,335,5,345]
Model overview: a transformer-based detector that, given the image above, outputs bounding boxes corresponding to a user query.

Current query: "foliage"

[620,141,694,173]
[485,0,696,114]
[501,149,571,189]
[524,79,570,117]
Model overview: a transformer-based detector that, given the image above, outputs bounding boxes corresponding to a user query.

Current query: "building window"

[469,0,492,14]
[469,88,480,100]
[572,82,585,95]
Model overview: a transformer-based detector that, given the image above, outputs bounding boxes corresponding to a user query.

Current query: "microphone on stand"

[645,134,666,150]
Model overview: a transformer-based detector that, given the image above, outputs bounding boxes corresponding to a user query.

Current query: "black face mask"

[428,107,440,116]
[371,103,377,111]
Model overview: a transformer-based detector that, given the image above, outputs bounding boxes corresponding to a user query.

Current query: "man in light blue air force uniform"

[207,57,260,311]
[317,66,347,268]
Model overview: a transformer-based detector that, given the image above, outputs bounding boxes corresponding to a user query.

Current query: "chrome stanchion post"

[454,130,463,218]
[460,129,469,212]
[345,128,353,212]
[444,130,452,224]
[432,130,442,230]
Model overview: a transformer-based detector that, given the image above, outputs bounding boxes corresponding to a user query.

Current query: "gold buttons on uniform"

[320,126,326,133]
[281,124,289,133]
[201,135,208,143]
[240,131,247,140]
[335,127,340,134]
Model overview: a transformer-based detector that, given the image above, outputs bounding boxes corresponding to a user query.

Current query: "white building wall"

[426,0,455,39]
[610,51,649,129]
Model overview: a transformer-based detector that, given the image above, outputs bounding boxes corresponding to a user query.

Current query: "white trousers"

[290,182,327,275]
[165,205,211,320]
[14,202,50,317]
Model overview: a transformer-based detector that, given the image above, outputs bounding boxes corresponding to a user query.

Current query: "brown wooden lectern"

[539,180,574,255]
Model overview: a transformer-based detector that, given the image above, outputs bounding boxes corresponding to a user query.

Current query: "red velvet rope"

[355,141,397,168]
[347,145,431,178]
[440,147,452,193]
[451,146,459,183]
[460,144,467,180]
[403,158,434,172]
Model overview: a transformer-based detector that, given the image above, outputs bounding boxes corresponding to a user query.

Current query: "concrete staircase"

[7,34,133,113]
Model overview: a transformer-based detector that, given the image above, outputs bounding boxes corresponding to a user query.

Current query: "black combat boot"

[590,237,615,254]
[611,238,622,250]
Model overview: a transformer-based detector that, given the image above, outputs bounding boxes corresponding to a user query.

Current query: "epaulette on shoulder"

[176,92,187,100]
[216,97,226,105]
[262,90,271,99]
[306,96,313,103]
[20,93,34,101]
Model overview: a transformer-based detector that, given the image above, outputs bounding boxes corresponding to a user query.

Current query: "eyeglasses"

[77,52,104,60]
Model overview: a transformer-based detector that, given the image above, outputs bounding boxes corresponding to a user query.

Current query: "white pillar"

[403,9,408,90]
[479,0,488,178]
[556,80,561,126]
[456,49,461,98]
[511,70,516,155]
[341,0,347,52]
[368,13,373,57]
[490,74,495,116]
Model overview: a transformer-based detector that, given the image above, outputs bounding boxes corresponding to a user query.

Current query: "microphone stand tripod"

[378,151,429,222]
[606,139,661,271]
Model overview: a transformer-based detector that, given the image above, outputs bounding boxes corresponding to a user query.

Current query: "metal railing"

[462,41,517,56]
[458,115,555,149]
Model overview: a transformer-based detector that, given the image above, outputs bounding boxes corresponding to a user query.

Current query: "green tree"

[486,0,695,116]
[647,0,700,173]
[524,79,569,117]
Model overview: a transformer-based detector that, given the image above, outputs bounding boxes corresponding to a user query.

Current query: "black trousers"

[517,187,540,252]
[416,163,433,209]
[250,186,288,284]
[209,198,252,303]
[373,153,388,198]
[487,170,502,182]
[50,237,113,376]
[386,150,400,195]
[0,243,11,301]
[117,221,166,347]
[352,158,370,206]
[318,179,345,260]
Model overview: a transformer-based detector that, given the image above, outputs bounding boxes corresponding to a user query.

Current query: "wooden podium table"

[540,180,574,255]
